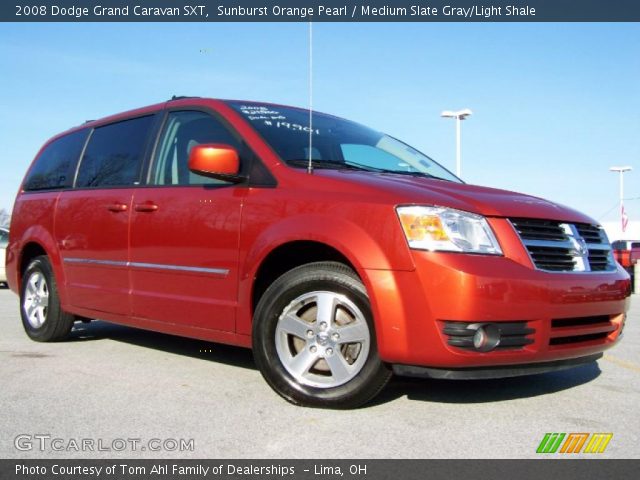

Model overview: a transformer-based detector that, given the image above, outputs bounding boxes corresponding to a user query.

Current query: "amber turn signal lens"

[398,213,450,242]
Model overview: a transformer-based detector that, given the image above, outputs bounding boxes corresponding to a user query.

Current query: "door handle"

[134,202,159,212]
[107,202,128,212]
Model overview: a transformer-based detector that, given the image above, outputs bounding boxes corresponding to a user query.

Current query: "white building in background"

[601,221,640,242]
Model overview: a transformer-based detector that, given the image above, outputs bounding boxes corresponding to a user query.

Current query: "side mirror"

[188,144,241,180]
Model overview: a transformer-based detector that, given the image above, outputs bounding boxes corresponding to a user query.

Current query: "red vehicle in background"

[5,98,632,408]
[612,240,640,268]
[612,239,639,290]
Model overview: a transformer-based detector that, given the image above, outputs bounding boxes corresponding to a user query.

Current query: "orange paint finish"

[188,143,240,177]
[6,98,632,374]
[367,250,629,366]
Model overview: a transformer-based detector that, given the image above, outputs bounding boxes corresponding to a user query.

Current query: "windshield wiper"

[285,158,451,181]
[380,169,440,179]
[286,159,381,172]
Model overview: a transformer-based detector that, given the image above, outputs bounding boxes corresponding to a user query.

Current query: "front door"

[129,110,244,331]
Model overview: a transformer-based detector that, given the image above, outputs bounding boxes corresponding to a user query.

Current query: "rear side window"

[0,229,8,248]
[23,129,88,191]
[76,115,154,188]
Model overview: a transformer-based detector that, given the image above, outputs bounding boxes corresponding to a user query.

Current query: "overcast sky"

[0,22,638,226]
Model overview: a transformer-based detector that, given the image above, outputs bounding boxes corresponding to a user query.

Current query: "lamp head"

[441,109,473,120]
[610,166,633,173]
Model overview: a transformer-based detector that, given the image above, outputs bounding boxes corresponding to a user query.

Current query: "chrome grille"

[525,245,576,272]
[510,218,615,273]
[512,219,567,242]
[575,223,606,244]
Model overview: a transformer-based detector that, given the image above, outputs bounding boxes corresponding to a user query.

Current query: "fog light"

[472,324,501,352]
[472,328,486,349]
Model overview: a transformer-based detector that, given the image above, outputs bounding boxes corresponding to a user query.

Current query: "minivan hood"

[317,171,596,224]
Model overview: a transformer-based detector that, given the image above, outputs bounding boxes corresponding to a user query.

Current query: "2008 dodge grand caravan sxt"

[6,97,631,408]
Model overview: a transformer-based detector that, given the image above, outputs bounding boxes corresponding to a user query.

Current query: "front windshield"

[227,101,461,183]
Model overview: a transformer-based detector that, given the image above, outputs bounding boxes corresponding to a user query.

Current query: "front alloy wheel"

[253,262,391,408]
[275,291,370,388]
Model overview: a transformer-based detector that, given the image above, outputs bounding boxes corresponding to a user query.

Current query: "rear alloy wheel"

[253,262,391,408]
[23,270,49,329]
[20,256,74,342]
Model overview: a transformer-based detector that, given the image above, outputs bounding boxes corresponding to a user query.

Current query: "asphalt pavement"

[0,287,638,459]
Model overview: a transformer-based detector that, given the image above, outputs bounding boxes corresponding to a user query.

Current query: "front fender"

[243,212,412,277]
[236,209,416,337]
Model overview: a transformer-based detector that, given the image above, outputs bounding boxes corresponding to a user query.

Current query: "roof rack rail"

[169,95,200,101]
[83,120,94,124]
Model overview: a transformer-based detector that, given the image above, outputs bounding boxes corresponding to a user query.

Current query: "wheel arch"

[251,240,358,315]
[11,226,68,305]
[237,213,412,338]
[19,242,48,277]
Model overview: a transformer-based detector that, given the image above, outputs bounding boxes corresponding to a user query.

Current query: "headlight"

[396,205,502,255]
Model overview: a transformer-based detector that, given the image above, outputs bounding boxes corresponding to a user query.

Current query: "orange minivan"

[6,97,631,408]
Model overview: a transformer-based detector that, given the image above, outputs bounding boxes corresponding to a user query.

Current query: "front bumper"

[393,353,602,380]
[365,249,631,370]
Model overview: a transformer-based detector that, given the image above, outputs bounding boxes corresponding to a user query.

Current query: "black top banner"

[3,0,640,22]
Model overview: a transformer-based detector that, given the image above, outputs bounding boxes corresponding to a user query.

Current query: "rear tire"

[20,256,74,342]
[252,262,391,408]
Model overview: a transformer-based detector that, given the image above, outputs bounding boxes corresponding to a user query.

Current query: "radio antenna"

[307,21,314,175]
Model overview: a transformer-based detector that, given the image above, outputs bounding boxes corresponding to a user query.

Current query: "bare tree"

[0,208,10,228]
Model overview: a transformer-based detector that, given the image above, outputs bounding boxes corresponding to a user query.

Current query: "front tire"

[252,262,391,408]
[20,256,74,342]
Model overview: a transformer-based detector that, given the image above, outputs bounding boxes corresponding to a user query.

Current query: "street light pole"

[455,116,461,178]
[441,109,472,178]
[609,166,632,234]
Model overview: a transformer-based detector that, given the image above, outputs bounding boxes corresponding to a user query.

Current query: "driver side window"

[152,111,241,186]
